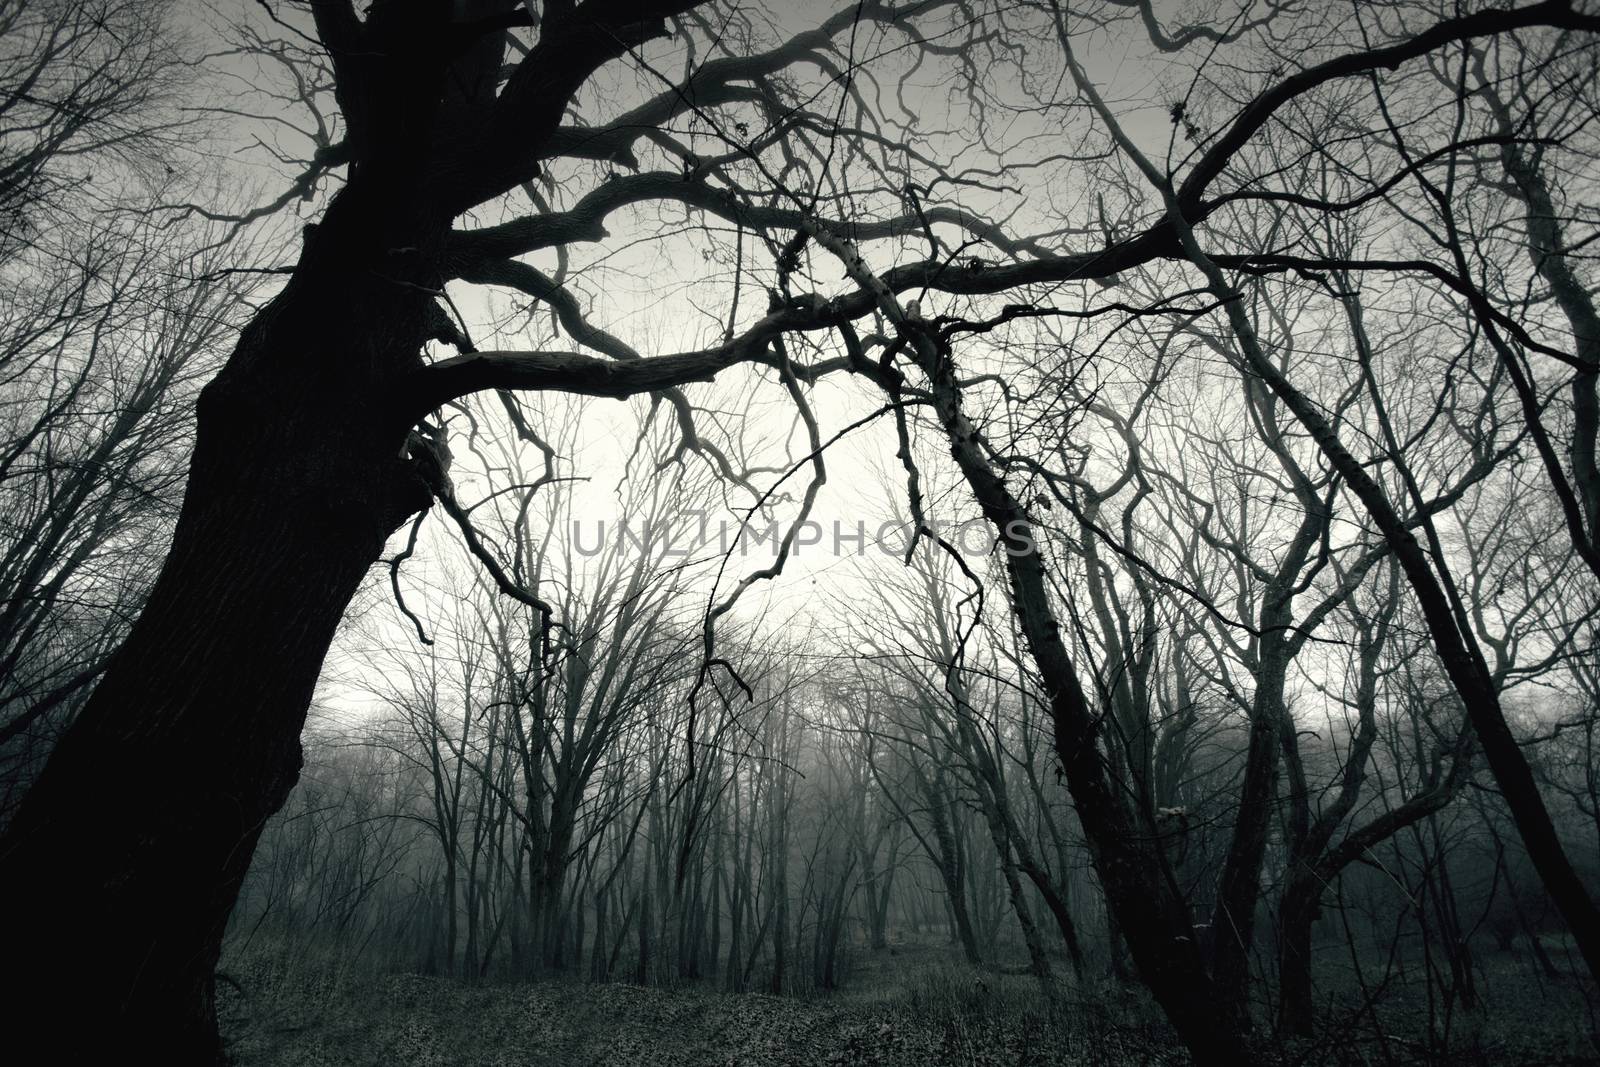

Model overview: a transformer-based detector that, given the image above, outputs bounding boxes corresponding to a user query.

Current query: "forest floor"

[218,939,1600,1066]
[219,941,1184,1067]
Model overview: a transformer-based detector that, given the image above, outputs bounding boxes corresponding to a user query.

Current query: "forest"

[2,0,1600,1063]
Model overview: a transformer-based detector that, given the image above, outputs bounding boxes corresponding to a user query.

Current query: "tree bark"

[911,326,1254,1062]
[1275,874,1322,1036]
[0,173,444,1056]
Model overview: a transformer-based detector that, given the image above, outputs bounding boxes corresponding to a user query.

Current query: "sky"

[177,0,1593,738]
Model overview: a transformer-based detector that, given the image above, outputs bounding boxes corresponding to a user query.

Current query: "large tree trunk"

[1209,648,1289,1028]
[1275,874,1321,1036]
[911,330,1254,1063]
[0,182,442,1057]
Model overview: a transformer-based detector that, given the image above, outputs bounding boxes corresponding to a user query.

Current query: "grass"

[218,939,1183,1066]
[217,938,1599,1066]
